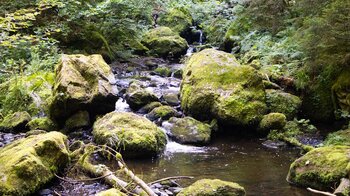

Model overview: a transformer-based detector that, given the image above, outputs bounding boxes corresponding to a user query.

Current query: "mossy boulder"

[138,102,163,114]
[92,112,167,158]
[324,129,350,146]
[178,179,246,196]
[0,131,69,195]
[181,49,267,128]
[332,70,350,114]
[146,106,179,121]
[64,110,90,131]
[167,117,212,145]
[266,89,301,120]
[96,188,126,196]
[141,27,188,58]
[0,111,31,133]
[162,92,180,106]
[125,82,159,110]
[26,117,58,131]
[287,146,350,191]
[158,8,193,36]
[258,113,287,134]
[50,54,119,124]
[154,67,172,77]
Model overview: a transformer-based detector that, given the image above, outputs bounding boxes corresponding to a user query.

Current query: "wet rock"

[50,54,119,124]
[287,146,350,191]
[172,69,183,79]
[139,102,163,114]
[266,89,301,120]
[144,59,159,70]
[93,112,167,158]
[181,49,267,128]
[64,111,90,131]
[178,179,246,196]
[258,113,287,134]
[0,111,31,133]
[324,128,350,146]
[25,130,47,137]
[262,140,287,149]
[147,106,179,121]
[26,117,58,131]
[167,117,212,145]
[142,27,188,58]
[125,81,159,110]
[162,93,180,106]
[96,188,126,196]
[0,131,69,195]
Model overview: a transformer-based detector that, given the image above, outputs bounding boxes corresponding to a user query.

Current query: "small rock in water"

[262,140,287,149]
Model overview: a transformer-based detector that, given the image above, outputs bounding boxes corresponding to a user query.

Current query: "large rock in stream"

[178,179,246,196]
[0,111,31,133]
[287,146,350,191]
[0,131,69,195]
[50,54,118,124]
[141,27,188,58]
[181,49,267,128]
[92,112,167,158]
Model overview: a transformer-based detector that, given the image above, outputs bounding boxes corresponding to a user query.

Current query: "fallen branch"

[148,176,194,185]
[307,188,336,196]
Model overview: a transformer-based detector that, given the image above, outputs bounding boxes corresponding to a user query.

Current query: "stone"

[125,82,159,110]
[178,179,246,196]
[64,110,90,131]
[258,113,287,134]
[146,106,179,121]
[26,117,58,131]
[287,146,350,191]
[0,132,69,195]
[92,112,166,158]
[0,111,31,133]
[162,93,180,106]
[324,129,350,146]
[50,54,118,124]
[181,49,267,128]
[142,27,188,58]
[167,117,212,145]
[266,89,301,120]
[96,188,126,196]
[158,8,193,36]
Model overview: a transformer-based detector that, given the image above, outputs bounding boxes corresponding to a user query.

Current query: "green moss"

[126,82,159,110]
[158,8,193,35]
[64,111,90,131]
[27,117,58,131]
[258,113,287,134]
[324,129,350,146]
[141,27,188,58]
[0,111,31,132]
[168,117,211,145]
[139,102,163,113]
[178,179,246,196]
[92,112,166,158]
[266,89,302,120]
[0,132,69,195]
[287,146,350,191]
[181,49,267,128]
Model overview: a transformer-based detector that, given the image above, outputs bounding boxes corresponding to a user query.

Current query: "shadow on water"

[126,135,318,196]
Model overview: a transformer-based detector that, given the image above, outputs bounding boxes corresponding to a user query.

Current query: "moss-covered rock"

[50,54,119,124]
[178,179,246,196]
[154,67,172,77]
[181,49,267,128]
[26,117,58,131]
[162,92,180,106]
[125,82,159,110]
[146,106,179,121]
[64,110,90,131]
[141,27,188,58]
[0,131,69,195]
[158,8,193,36]
[324,129,350,146]
[332,70,350,114]
[287,146,350,191]
[0,111,31,133]
[96,188,126,196]
[266,89,301,120]
[258,113,287,134]
[92,112,166,158]
[167,117,212,145]
[138,102,163,114]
